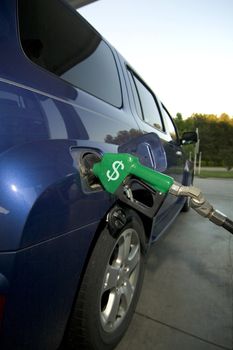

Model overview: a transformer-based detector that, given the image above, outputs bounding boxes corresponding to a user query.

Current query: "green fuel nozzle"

[93,153,174,194]
[91,152,233,235]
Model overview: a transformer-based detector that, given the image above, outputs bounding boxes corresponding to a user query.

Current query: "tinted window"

[127,71,143,119]
[132,75,163,131]
[162,105,178,142]
[18,0,122,107]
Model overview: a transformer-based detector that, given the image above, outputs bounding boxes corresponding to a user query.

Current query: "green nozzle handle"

[93,153,174,194]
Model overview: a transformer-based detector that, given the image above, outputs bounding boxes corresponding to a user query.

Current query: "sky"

[79,0,233,118]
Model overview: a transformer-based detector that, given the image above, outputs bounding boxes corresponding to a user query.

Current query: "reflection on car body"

[0,1,194,349]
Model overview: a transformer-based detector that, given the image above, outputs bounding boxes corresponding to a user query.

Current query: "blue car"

[0,1,197,349]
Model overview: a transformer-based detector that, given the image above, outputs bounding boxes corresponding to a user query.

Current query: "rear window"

[18,0,122,107]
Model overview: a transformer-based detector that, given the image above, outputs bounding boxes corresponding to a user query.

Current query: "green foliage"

[176,112,183,121]
[198,170,233,179]
[174,113,233,170]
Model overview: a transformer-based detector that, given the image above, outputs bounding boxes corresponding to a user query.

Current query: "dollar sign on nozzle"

[106,161,125,182]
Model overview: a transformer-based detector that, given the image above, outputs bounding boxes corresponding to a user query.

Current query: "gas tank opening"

[79,151,102,190]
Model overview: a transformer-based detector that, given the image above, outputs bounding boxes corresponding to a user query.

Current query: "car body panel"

[0,222,100,350]
[0,0,193,348]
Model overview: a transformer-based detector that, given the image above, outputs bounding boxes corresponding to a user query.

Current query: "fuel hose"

[222,218,233,234]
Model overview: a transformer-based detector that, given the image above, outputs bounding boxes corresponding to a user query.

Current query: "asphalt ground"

[116,178,233,350]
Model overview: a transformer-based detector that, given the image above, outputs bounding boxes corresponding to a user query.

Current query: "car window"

[162,105,178,143]
[18,0,122,107]
[127,71,143,119]
[129,72,163,131]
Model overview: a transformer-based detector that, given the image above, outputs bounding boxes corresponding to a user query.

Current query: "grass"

[197,170,233,179]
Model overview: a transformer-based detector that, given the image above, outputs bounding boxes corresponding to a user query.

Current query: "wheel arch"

[59,201,152,348]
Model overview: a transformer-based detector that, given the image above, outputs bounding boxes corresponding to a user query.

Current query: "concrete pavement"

[116,178,233,350]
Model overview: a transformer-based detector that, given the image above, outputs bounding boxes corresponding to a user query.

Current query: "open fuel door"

[79,133,170,218]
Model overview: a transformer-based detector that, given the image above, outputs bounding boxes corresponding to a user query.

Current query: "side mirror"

[181,131,198,145]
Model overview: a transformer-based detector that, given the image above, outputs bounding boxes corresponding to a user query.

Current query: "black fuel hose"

[222,218,233,234]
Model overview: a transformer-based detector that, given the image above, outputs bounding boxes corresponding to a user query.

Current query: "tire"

[62,209,146,350]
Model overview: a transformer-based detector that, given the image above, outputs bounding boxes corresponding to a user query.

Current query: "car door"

[127,68,185,211]
[160,103,185,184]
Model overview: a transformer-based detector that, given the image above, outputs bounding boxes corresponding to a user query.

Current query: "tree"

[219,113,230,122]
[176,112,183,121]
[174,113,233,168]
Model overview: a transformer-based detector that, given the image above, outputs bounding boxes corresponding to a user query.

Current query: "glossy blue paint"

[0,222,100,350]
[0,0,193,348]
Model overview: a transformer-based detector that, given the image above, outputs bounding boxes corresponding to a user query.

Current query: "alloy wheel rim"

[100,228,140,332]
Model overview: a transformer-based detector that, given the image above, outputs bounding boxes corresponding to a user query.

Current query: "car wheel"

[62,209,146,350]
